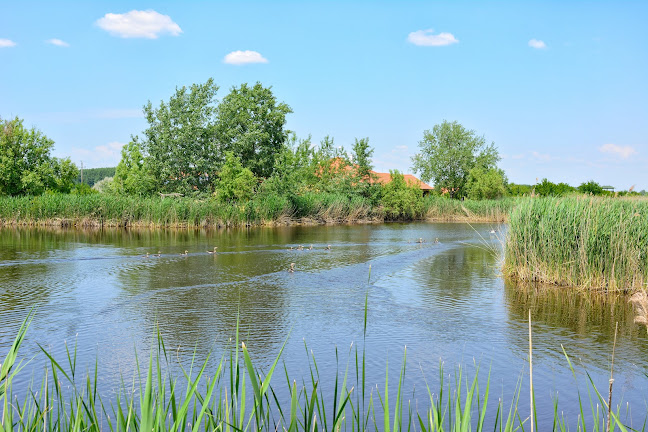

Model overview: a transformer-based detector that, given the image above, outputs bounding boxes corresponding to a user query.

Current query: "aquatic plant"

[0,305,643,431]
[504,196,648,292]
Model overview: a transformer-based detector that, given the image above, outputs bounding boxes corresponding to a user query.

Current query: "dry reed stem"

[629,290,648,332]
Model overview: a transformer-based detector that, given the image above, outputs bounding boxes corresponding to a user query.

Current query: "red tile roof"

[370,171,433,190]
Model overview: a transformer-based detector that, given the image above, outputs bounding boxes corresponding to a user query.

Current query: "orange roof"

[370,171,433,190]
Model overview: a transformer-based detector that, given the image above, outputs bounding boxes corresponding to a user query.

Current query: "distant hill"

[76,167,116,186]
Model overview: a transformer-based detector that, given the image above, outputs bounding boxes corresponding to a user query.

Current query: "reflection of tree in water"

[503,279,648,370]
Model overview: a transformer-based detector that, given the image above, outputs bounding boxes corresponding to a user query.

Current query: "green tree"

[578,180,604,195]
[214,152,257,203]
[0,117,78,195]
[215,82,292,178]
[464,167,507,200]
[411,120,499,198]
[142,78,220,193]
[534,178,575,196]
[381,170,423,220]
[351,137,374,180]
[112,141,156,196]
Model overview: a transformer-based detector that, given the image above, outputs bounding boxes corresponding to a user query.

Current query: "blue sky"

[1,1,647,190]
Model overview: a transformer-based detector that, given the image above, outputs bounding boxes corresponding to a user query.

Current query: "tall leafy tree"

[112,141,156,196]
[0,116,78,195]
[351,137,374,180]
[411,120,499,198]
[141,78,220,193]
[214,82,292,178]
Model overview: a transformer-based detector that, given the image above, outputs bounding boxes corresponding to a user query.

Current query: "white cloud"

[531,151,555,161]
[599,143,637,159]
[407,29,458,47]
[0,39,17,48]
[96,10,182,39]
[46,38,70,47]
[223,50,268,65]
[395,145,408,151]
[528,39,547,49]
[73,142,125,166]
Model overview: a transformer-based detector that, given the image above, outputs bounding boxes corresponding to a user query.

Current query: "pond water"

[0,223,646,428]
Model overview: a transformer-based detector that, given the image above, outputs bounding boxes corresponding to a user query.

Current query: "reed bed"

[0,308,641,431]
[0,194,512,228]
[422,196,517,222]
[504,196,648,292]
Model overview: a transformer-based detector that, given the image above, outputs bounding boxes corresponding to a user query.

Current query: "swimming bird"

[180,250,188,256]
[153,251,161,257]
[288,263,296,273]
[416,238,424,243]
[288,246,294,250]
[489,229,496,234]
[309,244,313,250]
[142,252,150,258]
[207,247,218,254]
[325,244,331,250]
[434,238,439,244]
[298,245,304,251]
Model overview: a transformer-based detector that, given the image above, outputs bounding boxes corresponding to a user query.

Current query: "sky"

[1,1,647,190]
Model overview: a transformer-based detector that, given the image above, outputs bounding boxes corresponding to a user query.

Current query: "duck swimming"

[153,251,161,257]
[207,247,218,254]
[180,250,188,256]
[288,263,296,273]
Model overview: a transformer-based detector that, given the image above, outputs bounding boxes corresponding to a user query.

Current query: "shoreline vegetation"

[0,194,515,228]
[504,196,648,293]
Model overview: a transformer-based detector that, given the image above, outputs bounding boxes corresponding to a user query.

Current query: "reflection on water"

[0,223,646,428]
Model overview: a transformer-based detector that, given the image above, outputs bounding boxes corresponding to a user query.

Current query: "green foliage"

[92,176,114,193]
[464,166,507,200]
[76,167,116,186]
[577,180,605,195]
[508,183,532,196]
[534,178,575,197]
[214,152,258,203]
[505,196,648,291]
[0,116,78,196]
[351,137,374,180]
[142,78,220,193]
[381,170,423,220]
[112,141,157,196]
[215,82,292,178]
[70,182,98,195]
[411,120,499,198]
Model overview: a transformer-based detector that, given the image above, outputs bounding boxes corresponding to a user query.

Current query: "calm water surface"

[0,223,646,428]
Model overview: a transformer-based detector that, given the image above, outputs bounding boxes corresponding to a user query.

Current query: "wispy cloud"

[46,38,70,47]
[223,50,268,65]
[599,143,637,159]
[73,141,125,166]
[407,29,458,47]
[528,39,547,49]
[0,39,17,48]
[531,151,555,161]
[96,10,182,39]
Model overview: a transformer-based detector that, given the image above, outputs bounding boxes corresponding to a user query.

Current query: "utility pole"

[80,161,84,184]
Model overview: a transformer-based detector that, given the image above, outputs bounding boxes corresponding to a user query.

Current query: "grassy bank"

[0,194,515,228]
[504,196,648,292]
[1,310,641,431]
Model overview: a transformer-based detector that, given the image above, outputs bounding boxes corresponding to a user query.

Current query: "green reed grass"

[0,194,514,228]
[504,196,648,292]
[1,305,643,431]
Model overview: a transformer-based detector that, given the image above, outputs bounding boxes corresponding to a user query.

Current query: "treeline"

[2,77,643,227]
[508,179,646,197]
[76,167,116,186]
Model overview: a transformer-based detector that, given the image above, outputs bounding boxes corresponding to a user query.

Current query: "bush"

[381,170,423,220]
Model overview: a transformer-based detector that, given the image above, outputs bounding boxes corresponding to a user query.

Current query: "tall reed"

[0,306,642,431]
[504,196,648,292]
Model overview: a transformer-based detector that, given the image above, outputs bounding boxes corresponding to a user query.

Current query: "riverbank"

[504,196,648,292]
[0,194,516,227]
